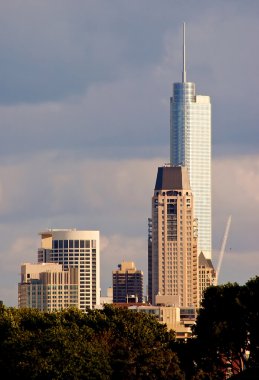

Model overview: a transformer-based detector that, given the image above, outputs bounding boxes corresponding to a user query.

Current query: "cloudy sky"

[0,0,259,305]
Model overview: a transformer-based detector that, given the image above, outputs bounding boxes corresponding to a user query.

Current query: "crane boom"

[217,215,232,277]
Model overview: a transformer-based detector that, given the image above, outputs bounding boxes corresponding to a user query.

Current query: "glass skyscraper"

[170,24,211,258]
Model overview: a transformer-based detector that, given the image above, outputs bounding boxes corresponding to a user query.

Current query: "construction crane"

[216,215,232,278]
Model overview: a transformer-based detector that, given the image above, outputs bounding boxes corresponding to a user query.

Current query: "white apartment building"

[37,229,100,310]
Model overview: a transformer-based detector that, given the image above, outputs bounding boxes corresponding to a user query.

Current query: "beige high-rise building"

[18,263,79,311]
[198,252,217,302]
[149,165,198,308]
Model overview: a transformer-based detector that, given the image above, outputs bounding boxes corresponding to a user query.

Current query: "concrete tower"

[150,165,198,308]
[170,24,212,259]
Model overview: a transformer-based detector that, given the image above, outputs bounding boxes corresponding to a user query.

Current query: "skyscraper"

[38,229,100,310]
[150,165,198,308]
[112,261,143,303]
[170,24,211,259]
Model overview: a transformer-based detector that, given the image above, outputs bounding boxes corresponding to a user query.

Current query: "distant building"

[99,287,113,305]
[149,165,198,308]
[18,263,79,311]
[96,302,196,340]
[130,305,196,341]
[38,229,100,310]
[112,261,143,303]
[198,252,217,302]
[18,229,100,311]
[148,218,153,303]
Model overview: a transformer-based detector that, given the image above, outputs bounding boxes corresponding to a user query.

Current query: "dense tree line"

[188,276,259,379]
[0,305,183,379]
[2,277,259,379]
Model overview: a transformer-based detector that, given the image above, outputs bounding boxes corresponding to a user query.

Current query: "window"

[53,240,58,249]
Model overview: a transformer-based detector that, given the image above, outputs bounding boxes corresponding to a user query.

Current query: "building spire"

[182,22,186,83]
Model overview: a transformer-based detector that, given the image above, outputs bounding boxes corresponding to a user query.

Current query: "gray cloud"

[0,153,258,305]
[0,72,169,159]
[0,1,258,157]
[0,1,174,105]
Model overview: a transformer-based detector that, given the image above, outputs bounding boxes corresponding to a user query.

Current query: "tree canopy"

[0,305,183,380]
[3,277,259,379]
[192,277,259,379]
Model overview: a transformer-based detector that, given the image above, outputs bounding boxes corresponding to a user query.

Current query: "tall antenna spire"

[182,22,186,83]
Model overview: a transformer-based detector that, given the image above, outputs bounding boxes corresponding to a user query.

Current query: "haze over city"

[0,1,259,306]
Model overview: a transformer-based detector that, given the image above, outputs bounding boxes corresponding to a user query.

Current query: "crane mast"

[216,215,232,278]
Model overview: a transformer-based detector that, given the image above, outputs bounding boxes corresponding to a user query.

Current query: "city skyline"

[0,1,259,305]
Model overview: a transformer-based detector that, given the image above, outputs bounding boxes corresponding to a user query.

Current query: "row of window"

[52,240,96,249]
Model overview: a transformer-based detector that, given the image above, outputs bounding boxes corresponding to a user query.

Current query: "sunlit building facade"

[150,165,198,308]
[38,229,100,310]
[18,263,79,311]
[198,252,217,302]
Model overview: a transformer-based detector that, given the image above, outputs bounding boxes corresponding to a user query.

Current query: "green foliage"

[195,283,247,352]
[244,276,259,366]
[192,278,259,378]
[5,278,259,379]
[0,307,111,379]
[192,283,247,378]
[98,306,182,379]
[0,305,183,379]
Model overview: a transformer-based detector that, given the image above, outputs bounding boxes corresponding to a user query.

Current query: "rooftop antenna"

[182,22,186,83]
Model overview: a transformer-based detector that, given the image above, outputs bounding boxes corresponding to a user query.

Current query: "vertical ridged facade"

[170,82,211,259]
[18,263,79,311]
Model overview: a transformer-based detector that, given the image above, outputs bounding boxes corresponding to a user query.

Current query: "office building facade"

[18,263,79,311]
[149,165,198,308]
[148,217,153,303]
[198,252,217,302]
[38,229,100,310]
[112,261,143,303]
[170,24,212,259]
